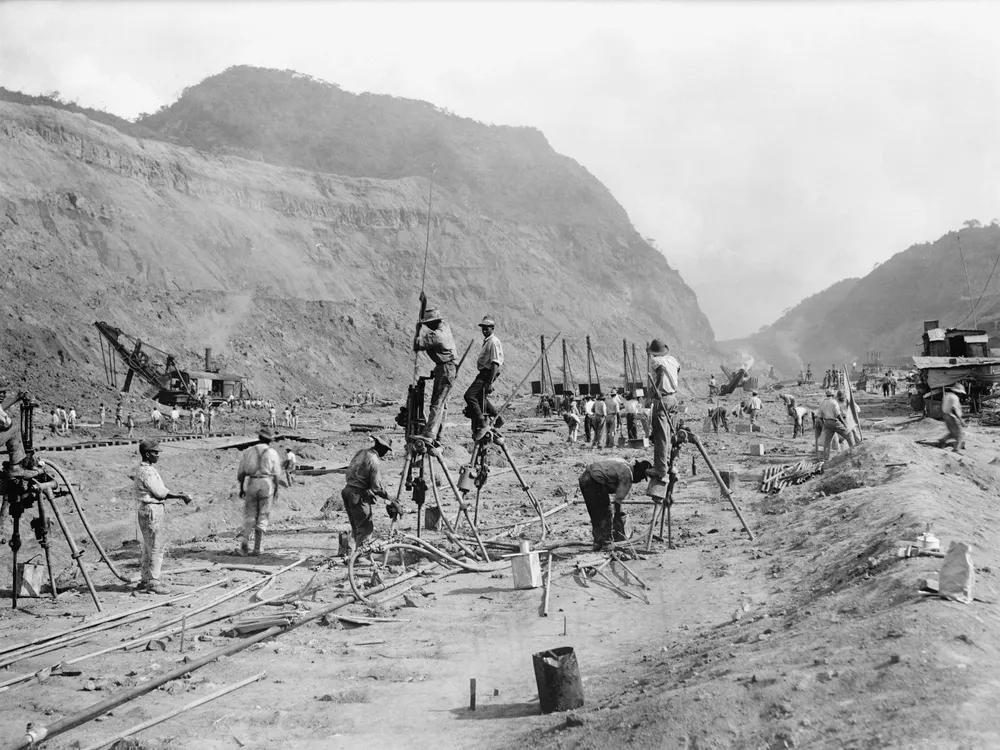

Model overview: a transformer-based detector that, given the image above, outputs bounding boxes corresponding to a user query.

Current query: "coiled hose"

[347,536,505,603]
[42,459,133,583]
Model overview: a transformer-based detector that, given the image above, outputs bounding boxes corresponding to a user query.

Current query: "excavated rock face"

[0,72,715,404]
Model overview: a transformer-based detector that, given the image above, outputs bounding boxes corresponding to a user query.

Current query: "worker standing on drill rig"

[646,339,680,493]
[412,307,457,443]
[134,439,191,594]
[464,316,504,442]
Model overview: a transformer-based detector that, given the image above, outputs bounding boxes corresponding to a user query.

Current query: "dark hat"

[139,438,161,453]
[646,339,669,356]
[825,389,835,397]
[258,427,276,441]
[421,308,443,324]
[373,433,393,451]
[479,316,496,328]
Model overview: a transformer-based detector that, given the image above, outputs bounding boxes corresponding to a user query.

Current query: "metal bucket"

[532,646,585,714]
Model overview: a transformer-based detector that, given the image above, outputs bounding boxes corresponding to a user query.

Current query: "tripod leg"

[473,485,482,526]
[689,435,755,541]
[425,460,478,559]
[10,513,20,609]
[494,440,548,539]
[44,488,102,611]
[394,450,413,504]
[667,503,672,548]
[644,502,661,552]
[431,452,490,561]
[34,503,59,602]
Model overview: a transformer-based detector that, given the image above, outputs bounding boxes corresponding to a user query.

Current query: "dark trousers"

[626,413,637,440]
[0,420,25,466]
[711,407,729,433]
[463,369,497,429]
[583,414,592,441]
[341,486,374,548]
[650,394,677,479]
[424,362,456,439]
[579,471,628,546]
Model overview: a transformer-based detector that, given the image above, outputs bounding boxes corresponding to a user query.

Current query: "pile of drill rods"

[0,581,226,671]
[3,564,455,750]
[759,461,825,494]
[0,559,305,692]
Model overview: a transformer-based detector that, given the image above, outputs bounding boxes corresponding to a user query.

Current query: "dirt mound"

[517,420,1000,749]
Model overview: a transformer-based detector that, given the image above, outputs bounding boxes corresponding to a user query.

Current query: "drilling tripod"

[393,369,492,562]
[2,398,123,612]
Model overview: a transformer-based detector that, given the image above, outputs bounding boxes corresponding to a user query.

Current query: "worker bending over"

[579,459,652,550]
[341,434,397,551]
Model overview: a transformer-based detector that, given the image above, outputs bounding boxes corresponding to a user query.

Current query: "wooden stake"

[470,678,477,711]
[542,553,553,617]
[180,615,187,654]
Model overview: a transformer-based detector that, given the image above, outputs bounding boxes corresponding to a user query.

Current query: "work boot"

[252,530,264,556]
[148,581,171,595]
[473,425,490,443]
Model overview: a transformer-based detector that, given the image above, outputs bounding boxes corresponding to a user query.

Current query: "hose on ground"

[347,537,505,603]
[42,459,133,583]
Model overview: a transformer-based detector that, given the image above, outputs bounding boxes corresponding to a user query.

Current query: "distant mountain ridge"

[721,225,1000,375]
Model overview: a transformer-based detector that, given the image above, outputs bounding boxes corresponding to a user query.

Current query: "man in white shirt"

[646,339,680,485]
[591,395,608,449]
[236,427,283,555]
[464,316,505,442]
[582,396,595,442]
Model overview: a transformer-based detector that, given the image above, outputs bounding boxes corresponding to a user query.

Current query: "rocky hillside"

[721,225,1000,375]
[0,67,715,408]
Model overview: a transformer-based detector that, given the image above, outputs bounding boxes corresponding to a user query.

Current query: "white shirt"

[583,400,594,416]
[650,354,680,394]
[171,409,180,420]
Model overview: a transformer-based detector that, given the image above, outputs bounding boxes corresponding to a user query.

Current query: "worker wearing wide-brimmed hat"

[646,339,680,487]
[236,426,282,556]
[938,383,967,452]
[464,315,505,442]
[134,438,192,593]
[341,433,396,551]
[413,306,457,442]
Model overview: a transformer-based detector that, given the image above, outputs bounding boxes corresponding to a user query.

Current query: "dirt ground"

[1,385,999,749]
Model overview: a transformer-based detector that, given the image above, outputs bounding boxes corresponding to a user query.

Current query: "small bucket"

[423,506,441,531]
[15,563,45,598]
[532,646,585,713]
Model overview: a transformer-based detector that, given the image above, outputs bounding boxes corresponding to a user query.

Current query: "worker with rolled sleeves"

[464,316,504,442]
[579,458,652,550]
[818,389,856,460]
[341,434,397,551]
[646,339,680,492]
[413,306,457,442]
[134,439,192,594]
[236,427,282,556]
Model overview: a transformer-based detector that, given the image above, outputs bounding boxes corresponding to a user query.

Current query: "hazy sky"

[3,1,1000,339]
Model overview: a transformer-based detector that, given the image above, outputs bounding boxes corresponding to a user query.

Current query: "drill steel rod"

[494,440,548,538]
[0,592,193,658]
[495,331,562,416]
[35,501,60,603]
[425,459,477,559]
[432,451,490,561]
[42,487,102,611]
[78,671,268,750]
[688,434,755,540]
[542,552,553,617]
